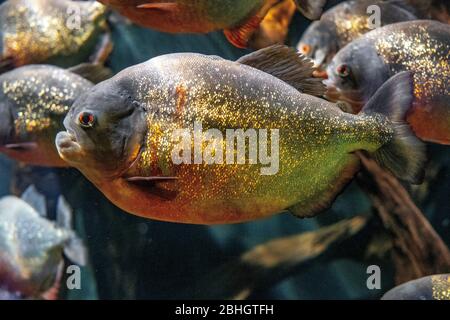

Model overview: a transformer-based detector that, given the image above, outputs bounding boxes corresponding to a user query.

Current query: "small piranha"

[297,0,424,70]
[97,0,327,48]
[0,64,110,167]
[325,20,450,145]
[382,274,450,300]
[0,185,86,300]
[0,0,112,74]
[56,46,425,225]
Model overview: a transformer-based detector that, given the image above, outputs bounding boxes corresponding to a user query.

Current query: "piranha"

[56,46,425,225]
[0,185,86,300]
[325,20,450,145]
[0,64,109,167]
[297,0,423,70]
[97,0,327,48]
[0,0,112,74]
[382,274,450,300]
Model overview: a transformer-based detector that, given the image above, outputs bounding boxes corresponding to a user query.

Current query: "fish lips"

[55,130,83,164]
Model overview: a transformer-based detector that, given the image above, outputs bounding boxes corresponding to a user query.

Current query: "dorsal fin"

[21,185,47,217]
[237,45,326,97]
[68,63,113,84]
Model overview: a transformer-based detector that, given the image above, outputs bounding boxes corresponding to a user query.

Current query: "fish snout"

[55,131,83,163]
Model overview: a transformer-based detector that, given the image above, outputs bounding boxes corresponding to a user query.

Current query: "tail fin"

[56,196,87,267]
[361,71,426,184]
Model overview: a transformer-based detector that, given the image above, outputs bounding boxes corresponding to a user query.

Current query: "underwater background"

[0,0,449,299]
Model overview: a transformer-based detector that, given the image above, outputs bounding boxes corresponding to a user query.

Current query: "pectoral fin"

[137,2,179,11]
[126,176,178,182]
[3,142,38,151]
[237,45,326,97]
[125,176,179,200]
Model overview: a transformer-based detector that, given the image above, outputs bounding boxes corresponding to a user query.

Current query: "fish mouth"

[55,131,83,163]
[323,81,366,113]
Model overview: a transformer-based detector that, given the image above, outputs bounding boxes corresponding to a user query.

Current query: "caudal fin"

[361,72,426,184]
[56,196,87,267]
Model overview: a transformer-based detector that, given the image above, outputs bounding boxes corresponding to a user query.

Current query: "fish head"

[297,20,338,70]
[56,81,147,180]
[325,40,390,113]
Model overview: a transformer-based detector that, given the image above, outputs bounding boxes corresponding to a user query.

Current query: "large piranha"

[0,0,111,74]
[97,0,327,48]
[56,46,425,225]
[325,20,450,145]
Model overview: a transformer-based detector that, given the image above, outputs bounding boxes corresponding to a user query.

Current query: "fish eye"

[300,44,311,55]
[78,112,96,128]
[337,64,351,78]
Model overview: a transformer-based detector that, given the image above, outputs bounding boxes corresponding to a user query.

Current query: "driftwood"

[356,152,450,284]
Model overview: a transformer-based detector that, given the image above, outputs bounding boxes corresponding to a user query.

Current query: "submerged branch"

[356,151,450,284]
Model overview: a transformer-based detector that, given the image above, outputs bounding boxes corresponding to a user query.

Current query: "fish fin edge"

[361,71,426,184]
[68,63,113,84]
[237,45,326,97]
[136,3,179,11]
[21,185,47,217]
[288,156,360,218]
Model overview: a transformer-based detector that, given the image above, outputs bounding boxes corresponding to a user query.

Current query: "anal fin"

[288,155,360,218]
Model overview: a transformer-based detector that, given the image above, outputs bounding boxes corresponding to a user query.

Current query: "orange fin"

[136,2,178,11]
[224,15,264,48]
